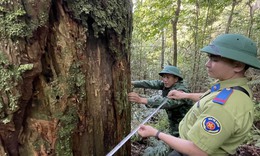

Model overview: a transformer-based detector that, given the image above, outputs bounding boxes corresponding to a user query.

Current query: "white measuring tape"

[106,98,168,156]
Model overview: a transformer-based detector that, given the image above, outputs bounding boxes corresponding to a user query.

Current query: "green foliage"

[0,52,33,124]
[64,0,131,37]
[132,0,260,91]
[143,138,169,156]
[18,64,34,72]
[131,0,260,154]
[0,4,28,38]
[245,102,260,147]
[32,139,51,155]
[131,101,171,154]
[248,79,260,86]
[67,61,86,102]
[64,0,132,59]
[55,107,78,156]
[0,1,50,39]
[134,0,175,40]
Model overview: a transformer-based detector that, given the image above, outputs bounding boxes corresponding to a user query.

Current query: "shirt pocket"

[187,101,201,125]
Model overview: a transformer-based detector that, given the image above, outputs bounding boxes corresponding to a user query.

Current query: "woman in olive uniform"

[137,34,260,156]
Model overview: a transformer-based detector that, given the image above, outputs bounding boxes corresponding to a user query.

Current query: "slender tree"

[171,0,181,66]
[161,29,165,68]
[190,0,200,92]
[225,0,242,33]
[246,0,260,37]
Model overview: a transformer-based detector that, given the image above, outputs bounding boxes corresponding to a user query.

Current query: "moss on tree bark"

[0,0,132,155]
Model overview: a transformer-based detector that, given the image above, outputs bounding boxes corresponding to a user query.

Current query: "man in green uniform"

[128,65,193,136]
[137,34,260,156]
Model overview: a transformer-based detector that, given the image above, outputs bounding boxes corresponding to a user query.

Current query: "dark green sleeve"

[174,81,191,93]
[146,95,192,110]
[132,80,164,90]
[146,82,193,109]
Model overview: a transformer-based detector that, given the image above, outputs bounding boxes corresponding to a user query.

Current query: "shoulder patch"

[201,116,221,134]
[212,88,233,105]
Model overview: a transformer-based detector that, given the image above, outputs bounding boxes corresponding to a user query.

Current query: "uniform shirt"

[179,78,254,155]
[132,80,193,135]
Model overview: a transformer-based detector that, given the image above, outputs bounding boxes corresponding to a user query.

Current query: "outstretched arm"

[167,90,203,102]
[131,80,164,90]
[128,91,192,109]
[138,125,208,156]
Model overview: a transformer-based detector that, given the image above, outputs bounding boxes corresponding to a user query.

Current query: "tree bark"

[0,0,132,156]
[190,0,200,92]
[171,0,181,66]
[247,0,254,38]
[161,29,165,68]
[225,0,241,34]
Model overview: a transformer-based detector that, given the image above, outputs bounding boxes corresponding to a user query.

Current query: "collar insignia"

[211,83,220,92]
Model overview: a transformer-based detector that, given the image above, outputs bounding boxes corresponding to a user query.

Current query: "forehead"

[161,73,176,77]
[208,54,232,61]
[207,54,239,67]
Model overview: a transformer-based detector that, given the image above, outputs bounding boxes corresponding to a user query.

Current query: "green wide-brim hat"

[159,65,183,80]
[201,34,260,69]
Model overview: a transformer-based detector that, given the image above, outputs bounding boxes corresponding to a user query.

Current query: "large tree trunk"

[0,0,132,156]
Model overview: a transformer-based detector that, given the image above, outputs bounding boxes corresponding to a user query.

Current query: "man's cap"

[159,65,183,80]
[200,34,260,69]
